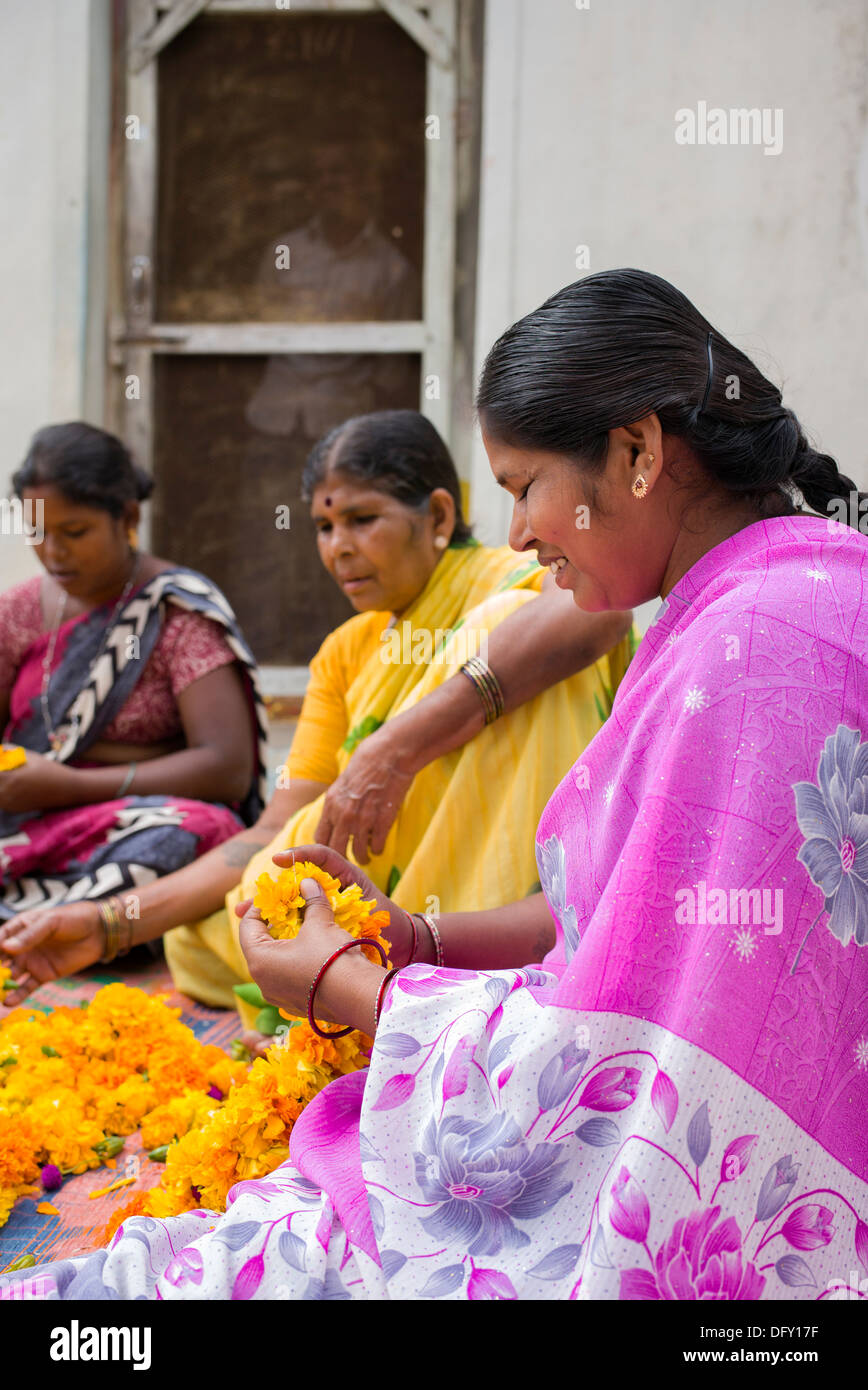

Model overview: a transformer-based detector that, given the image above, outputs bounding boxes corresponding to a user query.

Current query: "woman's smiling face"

[483,426,670,613]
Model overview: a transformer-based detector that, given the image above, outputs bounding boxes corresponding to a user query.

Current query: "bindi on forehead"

[323,496,332,508]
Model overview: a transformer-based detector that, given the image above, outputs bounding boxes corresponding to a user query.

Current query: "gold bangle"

[99,896,132,963]
[460,656,505,725]
[98,898,121,962]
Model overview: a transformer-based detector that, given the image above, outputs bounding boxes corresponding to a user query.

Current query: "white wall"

[3,0,866,615]
[471,0,868,629]
[0,0,109,591]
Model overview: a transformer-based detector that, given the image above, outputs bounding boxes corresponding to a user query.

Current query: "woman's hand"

[272,844,415,967]
[237,877,384,1033]
[0,902,105,1006]
[314,725,415,863]
[0,751,79,814]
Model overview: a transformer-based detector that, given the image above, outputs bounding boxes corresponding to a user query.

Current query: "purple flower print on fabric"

[163,1247,204,1290]
[755,1155,801,1222]
[536,834,580,958]
[413,1113,572,1256]
[620,1205,766,1301]
[780,1205,835,1251]
[793,724,868,959]
[610,1167,651,1245]
[537,1040,590,1112]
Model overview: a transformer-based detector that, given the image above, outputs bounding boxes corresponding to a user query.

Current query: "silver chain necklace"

[41,551,143,754]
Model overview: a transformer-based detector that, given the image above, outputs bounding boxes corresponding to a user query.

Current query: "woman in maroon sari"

[0,423,265,922]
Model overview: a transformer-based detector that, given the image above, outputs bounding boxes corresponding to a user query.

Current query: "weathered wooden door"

[115,0,457,685]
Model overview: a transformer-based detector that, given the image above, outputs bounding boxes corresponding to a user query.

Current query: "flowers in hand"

[253,860,391,952]
[124,866,390,1228]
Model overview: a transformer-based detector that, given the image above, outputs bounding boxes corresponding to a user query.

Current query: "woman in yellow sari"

[0,411,633,1027]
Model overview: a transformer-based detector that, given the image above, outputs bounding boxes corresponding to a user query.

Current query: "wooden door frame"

[110,0,460,693]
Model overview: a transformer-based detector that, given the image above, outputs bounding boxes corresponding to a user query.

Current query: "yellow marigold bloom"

[0,1114,41,1188]
[0,1187,19,1227]
[0,745,27,771]
[253,861,391,957]
[141,1023,364,1219]
[140,1092,214,1151]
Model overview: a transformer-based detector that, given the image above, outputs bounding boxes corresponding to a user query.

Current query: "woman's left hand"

[314,725,416,864]
[0,751,79,814]
[237,877,383,1030]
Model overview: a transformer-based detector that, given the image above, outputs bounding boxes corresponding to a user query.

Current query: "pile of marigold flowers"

[113,862,388,1230]
[0,984,248,1230]
[2,862,389,1240]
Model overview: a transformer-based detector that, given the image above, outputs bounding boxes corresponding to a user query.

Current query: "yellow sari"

[165,545,633,1022]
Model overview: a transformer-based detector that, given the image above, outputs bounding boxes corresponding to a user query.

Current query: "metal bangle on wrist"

[98,895,134,963]
[459,656,505,726]
[116,762,137,798]
[410,911,445,968]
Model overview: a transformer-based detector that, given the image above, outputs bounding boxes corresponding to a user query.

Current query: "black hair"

[476,268,865,525]
[301,409,474,545]
[12,422,154,517]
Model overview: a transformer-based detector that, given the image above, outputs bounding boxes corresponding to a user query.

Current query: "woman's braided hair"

[476,268,865,526]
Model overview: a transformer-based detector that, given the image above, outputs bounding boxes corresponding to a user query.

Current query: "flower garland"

[2,862,390,1244]
[0,746,27,772]
[116,861,390,1230]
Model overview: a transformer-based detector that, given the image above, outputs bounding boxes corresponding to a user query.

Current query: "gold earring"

[434,535,448,550]
[631,475,649,500]
[127,527,139,550]
[648,454,655,465]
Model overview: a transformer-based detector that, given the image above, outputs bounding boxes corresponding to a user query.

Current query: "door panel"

[155,11,425,324]
[151,351,421,663]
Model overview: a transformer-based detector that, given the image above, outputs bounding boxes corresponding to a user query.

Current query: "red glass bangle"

[404,909,419,964]
[374,967,401,1029]
[307,937,388,1039]
[418,913,445,967]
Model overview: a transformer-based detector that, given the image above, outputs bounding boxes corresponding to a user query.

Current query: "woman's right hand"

[272,843,415,968]
[0,902,104,1006]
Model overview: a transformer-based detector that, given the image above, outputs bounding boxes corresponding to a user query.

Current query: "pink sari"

[5,515,867,1301]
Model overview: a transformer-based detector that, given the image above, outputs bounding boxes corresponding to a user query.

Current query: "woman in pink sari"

[3,269,866,1301]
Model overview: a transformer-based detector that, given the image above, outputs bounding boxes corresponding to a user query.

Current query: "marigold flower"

[253,861,391,959]
[2,968,374,1235]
